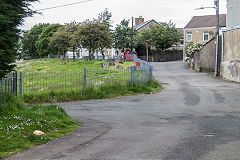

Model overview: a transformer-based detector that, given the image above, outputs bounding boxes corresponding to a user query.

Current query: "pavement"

[6,61,240,160]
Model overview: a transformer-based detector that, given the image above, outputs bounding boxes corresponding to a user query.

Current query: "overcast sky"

[21,0,227,30]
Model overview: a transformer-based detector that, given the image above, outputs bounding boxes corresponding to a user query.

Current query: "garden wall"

[221,29,240,82]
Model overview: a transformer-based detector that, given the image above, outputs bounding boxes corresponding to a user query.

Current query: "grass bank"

[0,95,79,159]
[16,59,134,72]
[23,79,162,104]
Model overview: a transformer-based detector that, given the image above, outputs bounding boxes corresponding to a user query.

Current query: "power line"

[35,0,93,12]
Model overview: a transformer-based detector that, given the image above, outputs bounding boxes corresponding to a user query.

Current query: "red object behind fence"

[136,61,140,67]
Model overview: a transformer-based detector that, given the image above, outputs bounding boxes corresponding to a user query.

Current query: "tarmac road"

[7,61,240,160]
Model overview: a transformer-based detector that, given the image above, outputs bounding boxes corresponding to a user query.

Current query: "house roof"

[133,19,159,31]
[184,14,226,29]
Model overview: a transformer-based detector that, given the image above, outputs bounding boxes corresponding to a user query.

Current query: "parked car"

[124,51,137,62]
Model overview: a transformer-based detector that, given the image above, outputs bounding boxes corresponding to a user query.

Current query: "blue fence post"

[19,72,22,96]
[149,65,153,80]
[83,68,87,95]
[12,72,17,96]
[131,67,134,87]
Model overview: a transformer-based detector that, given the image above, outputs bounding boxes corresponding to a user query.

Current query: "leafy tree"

[0,0,38,78]
[153,22,181,52]
[20,23,49,59]
[77,20,112,60]
[98,8,112,28]
[113,19,137,52]
[35,24,61,57]
[49,26,71,62]
[65,21,81,59]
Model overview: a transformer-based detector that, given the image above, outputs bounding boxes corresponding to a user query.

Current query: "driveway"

[7,61,240,160]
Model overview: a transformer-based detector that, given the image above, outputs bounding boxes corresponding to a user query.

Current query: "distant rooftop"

[133,19,159,31]
[184,14,226,29]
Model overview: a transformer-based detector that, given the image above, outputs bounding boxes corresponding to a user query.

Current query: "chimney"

[135,16,144,25]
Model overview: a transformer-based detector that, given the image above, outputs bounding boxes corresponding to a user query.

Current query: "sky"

[21,0,227,30]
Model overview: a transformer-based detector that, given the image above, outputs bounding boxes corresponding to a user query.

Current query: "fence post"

[12,72,17,96]
[19,72,22,96]
[149,65,153,80]
[83,68,87,95]
[131,67,134,86]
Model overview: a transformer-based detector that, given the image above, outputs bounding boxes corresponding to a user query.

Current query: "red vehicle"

[124,51,137,62]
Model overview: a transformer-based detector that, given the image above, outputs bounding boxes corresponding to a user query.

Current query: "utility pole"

[195,0,220,77]
[214,0,220,77]
[132,17,134,28]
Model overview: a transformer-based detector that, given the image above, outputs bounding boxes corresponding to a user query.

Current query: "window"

[203,31,209,42]
[187,32,192,42]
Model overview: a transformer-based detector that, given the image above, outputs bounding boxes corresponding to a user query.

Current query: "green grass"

[15,58,135,72]
[23,79,162,104]
[0,95,79,159]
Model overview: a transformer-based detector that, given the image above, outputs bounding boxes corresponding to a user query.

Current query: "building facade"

[183,14,226,60]
[227,0,240,28]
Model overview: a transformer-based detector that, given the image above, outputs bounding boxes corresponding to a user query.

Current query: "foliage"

[97,8,112,28]
[65,21,81,59]
[77,20,112,60]
[49,26,72,60]
[23,79,162,104]
[20,23,50,59]
[0,0,38,79]
[35,24,62,57]
[136,22,182,52]
[186,41,204,57]
[112,19,138,52]
[0,94,79,158]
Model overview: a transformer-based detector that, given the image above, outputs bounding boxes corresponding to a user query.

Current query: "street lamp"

[195,0,220,77]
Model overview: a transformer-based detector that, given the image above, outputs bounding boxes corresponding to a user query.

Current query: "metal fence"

[134,55,153,82]
[0,58,153,98]
[0,73,18,101]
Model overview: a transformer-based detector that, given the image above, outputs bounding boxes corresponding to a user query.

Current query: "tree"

[98,8,112,28]
[35,24,62,57]
[112,19,137,52]
[20,23,50,59]
[0,0,38,78]
[49,26,71,62]
[77,20,112,60]
[136,22,181,52]
[65,21,81,59]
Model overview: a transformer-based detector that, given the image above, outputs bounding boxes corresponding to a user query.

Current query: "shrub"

[186,42,204,57]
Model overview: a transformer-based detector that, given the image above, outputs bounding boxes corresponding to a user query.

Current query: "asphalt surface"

[7,61,240,160]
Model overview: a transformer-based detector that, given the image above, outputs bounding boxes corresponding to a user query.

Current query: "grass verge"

[0,95,79,159]
[23,79,162,104]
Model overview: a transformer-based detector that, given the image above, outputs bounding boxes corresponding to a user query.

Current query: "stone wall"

[221,29,240,82]
[199,38,216,72]
[191,38,217,72]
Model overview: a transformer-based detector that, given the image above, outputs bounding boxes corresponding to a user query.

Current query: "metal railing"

[0,61,153,98]
[0,73,18,101]
[134,55,153,81]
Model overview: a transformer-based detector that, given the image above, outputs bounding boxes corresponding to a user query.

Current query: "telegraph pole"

[214,0,220,77]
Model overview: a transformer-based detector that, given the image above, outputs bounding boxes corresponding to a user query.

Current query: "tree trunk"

[146,43,149,62]
[73,46,76,60]
[88,49,91,61]
[62,49,66,64]
[58,49,60,59]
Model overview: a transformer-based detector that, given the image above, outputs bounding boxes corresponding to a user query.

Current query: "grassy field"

[15,58,135,72]
[12,58,161,104]
[0,95,79,159]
